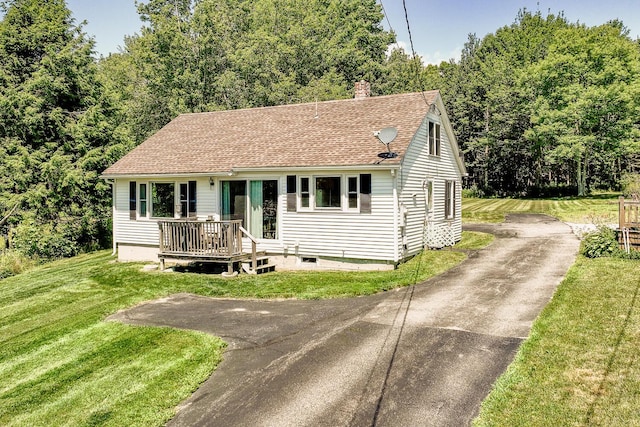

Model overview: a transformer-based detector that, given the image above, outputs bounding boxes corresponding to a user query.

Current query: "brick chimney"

[354,80,371,99]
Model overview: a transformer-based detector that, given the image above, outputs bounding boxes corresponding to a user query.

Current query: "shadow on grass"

[584,275,640,423]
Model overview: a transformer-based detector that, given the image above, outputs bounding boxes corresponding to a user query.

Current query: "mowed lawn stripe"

[0,254,114,306]
[0,323,111,393]
[0,291,133,359]
[462,196,618,223]
[3,324,223,427]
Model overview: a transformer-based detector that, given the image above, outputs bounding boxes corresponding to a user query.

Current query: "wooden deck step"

[241,256,275,275]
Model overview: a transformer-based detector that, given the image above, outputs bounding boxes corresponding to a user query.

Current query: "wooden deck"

[157,220,260,274]
[618,196,640,251]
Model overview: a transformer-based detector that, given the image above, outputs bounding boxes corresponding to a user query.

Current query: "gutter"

[100,164,402,180]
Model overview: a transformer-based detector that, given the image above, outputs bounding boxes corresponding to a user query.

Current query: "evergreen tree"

[0,0,131,257]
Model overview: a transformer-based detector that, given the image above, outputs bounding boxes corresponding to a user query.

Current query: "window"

[300,177,310,209]
[445,180,456,219]
[139,183,147,217]
[428,121,441,156]
[249,180,278,239]
[178,181,197,218]
[347,176,358,209]
[288,174,371,212]
[315,177,341,208]
[151,182,175,218]
[424,180,433,212]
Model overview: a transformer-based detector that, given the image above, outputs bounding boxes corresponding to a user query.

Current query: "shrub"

[462,184,486,198]
[10,219,79,259]
[0,250,37,279]
[580,225,620,258]
[620,172,640,198]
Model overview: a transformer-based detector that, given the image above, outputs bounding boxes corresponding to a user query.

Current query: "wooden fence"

[618,196,640,250]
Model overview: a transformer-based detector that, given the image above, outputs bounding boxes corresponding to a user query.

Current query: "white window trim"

[138,182,149,219]
[298,176,312,211]
[428,121,441,157]
[346,175,359,211]
[148,181,177,219]
[295,174,370,213]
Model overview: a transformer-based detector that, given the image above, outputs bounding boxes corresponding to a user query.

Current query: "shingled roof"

[102,91,440,176]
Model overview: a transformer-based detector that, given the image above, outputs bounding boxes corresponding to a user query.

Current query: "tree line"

[0,0,639,260]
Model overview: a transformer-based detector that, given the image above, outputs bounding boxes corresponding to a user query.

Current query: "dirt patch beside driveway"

[109,213,579,426]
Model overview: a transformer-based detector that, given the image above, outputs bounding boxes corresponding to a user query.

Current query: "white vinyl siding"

[280,170,395,261]
[114,177,214,247]
[398,98,463,256]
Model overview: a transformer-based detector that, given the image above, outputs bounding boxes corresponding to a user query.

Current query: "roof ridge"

[177,90,439,118]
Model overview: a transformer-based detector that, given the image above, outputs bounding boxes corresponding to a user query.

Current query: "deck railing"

[619,196,640,229]
[618,196,640,251]
[158,220,244,257]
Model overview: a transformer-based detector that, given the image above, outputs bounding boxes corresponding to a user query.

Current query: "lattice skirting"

[424,222,455,249]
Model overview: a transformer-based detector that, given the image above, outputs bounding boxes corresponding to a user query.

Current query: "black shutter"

[360,173,372,213]
[286,175,297,212]
[188,181,197,217]
[129,181,136,220]
[452,181,456,218]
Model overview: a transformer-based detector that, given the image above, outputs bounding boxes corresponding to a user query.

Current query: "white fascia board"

[231,164,401,173]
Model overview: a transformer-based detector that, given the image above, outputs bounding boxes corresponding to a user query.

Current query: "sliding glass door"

[221,180,246,224]
[221,180,277,239]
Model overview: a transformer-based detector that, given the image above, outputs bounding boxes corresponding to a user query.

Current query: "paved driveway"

[109,214,579,426]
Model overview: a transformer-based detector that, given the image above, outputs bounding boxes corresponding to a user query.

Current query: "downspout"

[105,179,117,256]
[392,169,399,263]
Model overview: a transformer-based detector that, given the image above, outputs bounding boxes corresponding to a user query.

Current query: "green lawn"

[474,256,640,426]
[0,238,472,426]
[463,194,619,223]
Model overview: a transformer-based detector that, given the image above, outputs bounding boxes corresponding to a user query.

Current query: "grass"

[0,233,483,426]
[0,252,226,427]
[463,194,619,223]
[452,230,495,250]
[468,193,640,425]
[474,256,640,426]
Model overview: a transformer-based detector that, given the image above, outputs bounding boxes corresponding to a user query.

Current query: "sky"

[67,0,640,64]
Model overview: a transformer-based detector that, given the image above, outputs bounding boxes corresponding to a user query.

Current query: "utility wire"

[401,0,430,107]
[379,0,395,36]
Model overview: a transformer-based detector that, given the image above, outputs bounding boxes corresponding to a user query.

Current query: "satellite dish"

[377,127,398,144]
[376,127,398,159]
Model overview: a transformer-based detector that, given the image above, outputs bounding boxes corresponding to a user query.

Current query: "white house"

[101,83,467,273]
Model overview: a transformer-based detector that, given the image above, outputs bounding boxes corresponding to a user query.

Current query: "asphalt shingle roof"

[102,91,439,176]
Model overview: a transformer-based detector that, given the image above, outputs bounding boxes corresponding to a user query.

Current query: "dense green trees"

[430,11,640,196]
[0,0,132,258]
[1,1,640,262]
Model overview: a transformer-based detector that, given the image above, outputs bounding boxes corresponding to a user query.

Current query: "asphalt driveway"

[108,213,580,426]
